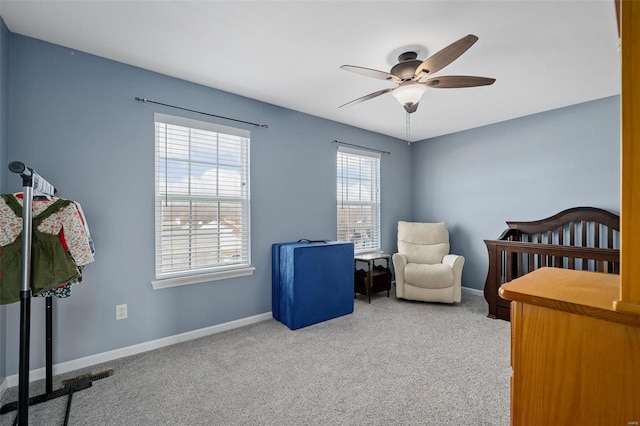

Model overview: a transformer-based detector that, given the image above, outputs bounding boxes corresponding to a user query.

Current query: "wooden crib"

[483,207,620,321]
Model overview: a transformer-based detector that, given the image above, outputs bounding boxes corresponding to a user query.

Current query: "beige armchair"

[392,221,464,303]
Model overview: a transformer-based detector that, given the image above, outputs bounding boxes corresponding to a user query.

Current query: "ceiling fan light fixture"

[391,82,427,112]
[339,35,493,118]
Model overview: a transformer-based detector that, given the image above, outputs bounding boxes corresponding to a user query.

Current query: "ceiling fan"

[339,34,495,114]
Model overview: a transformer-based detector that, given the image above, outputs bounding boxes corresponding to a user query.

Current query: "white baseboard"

[1,311,272,392]
[462,286,483,296]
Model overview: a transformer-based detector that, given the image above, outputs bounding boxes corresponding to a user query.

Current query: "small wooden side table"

[354,253,392,303]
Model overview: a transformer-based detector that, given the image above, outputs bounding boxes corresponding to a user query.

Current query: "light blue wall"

[1,29,621,380]
[0,17,8,386]
[411,95,621,291]
[3,34,412,376]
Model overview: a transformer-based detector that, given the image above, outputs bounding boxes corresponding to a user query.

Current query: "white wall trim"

[462,286,484,296]
[2,311,272,391]
[152,266,256,290]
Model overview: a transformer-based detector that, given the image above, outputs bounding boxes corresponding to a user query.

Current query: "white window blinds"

[154,113,251,280]
[337,146,381,253]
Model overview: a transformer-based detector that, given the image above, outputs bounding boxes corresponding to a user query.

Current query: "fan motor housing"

[391,52,422,81]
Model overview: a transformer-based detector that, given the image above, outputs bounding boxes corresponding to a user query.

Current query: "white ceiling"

[0,0,621,142]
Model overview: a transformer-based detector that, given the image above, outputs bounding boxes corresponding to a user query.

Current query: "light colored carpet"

[1,288,511,425]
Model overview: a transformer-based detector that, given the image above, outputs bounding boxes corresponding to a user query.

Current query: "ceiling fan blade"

[340,65,402,84]
[425,75,496,88]
[413,34,479,80]
[339,88,394,108]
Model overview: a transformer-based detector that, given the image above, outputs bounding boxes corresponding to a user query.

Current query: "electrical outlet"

[116,304,128,320]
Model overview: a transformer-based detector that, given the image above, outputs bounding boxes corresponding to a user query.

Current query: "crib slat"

[581,221,588,270]
[568,222,575,269]
[594,223,600,249]
[517,252,524,277]
[608,227,614,249]
[555,226,564,267]
[528,249,534,273]
[558,226,564,245]
[570,222,575,245]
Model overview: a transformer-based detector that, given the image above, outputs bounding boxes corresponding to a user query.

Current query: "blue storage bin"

[272,240,354,330]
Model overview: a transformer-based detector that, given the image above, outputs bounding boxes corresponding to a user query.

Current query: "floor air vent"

[62,368,113,388]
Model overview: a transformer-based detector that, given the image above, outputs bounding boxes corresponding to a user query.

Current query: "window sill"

[151,266,255,290]
[355,249,384,255]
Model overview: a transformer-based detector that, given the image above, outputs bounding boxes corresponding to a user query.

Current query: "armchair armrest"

[442,254,464,270]
[392,253,407,298]
[443,254,465,302]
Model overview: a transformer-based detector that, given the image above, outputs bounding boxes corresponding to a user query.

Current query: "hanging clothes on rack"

[0,193,94,304]
[36,199,95,299]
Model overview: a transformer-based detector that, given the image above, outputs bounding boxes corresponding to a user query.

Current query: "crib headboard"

[484,207,620,321]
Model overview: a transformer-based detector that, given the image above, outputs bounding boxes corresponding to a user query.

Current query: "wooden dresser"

[499,268,640,425]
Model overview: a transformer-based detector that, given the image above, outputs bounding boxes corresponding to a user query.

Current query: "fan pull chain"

[406,112,411,144]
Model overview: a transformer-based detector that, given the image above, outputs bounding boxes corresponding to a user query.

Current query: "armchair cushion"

[404,263,453,289]
[397,221,449,264]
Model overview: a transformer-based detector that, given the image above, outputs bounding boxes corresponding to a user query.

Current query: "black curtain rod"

[135,97,268,129]
[332,140,390,155]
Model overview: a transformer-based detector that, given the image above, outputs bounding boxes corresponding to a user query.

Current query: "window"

[153,113,253,289]
[337,146,381,253]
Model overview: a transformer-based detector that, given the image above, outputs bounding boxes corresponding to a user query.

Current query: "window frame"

[152,113,254,290]
[336,146,382,254]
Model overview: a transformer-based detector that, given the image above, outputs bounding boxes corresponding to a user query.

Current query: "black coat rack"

[0,162,91,426]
